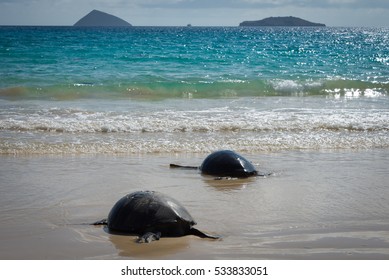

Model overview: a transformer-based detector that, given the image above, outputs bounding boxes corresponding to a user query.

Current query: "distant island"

[239,16,325,27]
[74,10,132,27]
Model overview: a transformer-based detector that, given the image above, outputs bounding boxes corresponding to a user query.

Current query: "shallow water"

[1,95,388,155]
[1,150,388,259]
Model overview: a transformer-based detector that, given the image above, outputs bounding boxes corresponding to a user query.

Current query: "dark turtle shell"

[107,191,196,237]
[200,150,258,178]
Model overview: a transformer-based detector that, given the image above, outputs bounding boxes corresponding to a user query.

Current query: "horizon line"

[1,24,387,28]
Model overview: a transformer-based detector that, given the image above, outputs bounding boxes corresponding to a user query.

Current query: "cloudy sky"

[0,0,388,27]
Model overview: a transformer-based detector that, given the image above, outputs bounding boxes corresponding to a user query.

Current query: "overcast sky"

[0,0,388,27]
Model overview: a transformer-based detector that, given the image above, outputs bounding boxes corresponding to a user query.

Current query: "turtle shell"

[200,150,258,178]
[107,191,196,237]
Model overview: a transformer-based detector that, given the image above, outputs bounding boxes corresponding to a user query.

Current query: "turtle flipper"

[92,218,108,225]
[169,164,199,170]
[137,232,162,243]
[190,228,220,240]
[256,171,273,177]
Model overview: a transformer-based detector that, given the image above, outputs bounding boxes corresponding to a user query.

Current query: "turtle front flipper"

[256,171,273,177]
[137,232,162,243]
[91,218,108,225]
[190,228,220,240]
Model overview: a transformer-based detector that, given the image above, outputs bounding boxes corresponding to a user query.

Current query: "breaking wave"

[1,97,388,154]
[0,78,387,101]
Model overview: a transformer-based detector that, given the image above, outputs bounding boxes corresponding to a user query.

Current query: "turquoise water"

[1,26,388,98]
[0,26,388,154]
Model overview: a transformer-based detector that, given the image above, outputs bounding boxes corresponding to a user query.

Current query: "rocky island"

[74,10,132,27]
[239,16,325,27]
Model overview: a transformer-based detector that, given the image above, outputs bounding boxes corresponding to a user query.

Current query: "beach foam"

[1,96,388,154]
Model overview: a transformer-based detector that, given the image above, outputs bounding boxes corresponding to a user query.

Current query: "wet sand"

[0,149,389,259]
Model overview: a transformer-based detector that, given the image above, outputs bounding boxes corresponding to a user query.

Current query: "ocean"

[1,26,388,154]
[0,26,388,259]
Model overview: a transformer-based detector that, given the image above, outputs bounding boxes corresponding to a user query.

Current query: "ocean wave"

[0,78,387,100]
[1,106,388,134]
[1,102,388,154]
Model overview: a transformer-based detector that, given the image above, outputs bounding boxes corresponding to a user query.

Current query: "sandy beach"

[1,149,388,259]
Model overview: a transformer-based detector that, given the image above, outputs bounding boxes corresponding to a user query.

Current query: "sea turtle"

[170,150,268,178]
[93,190,219,243]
